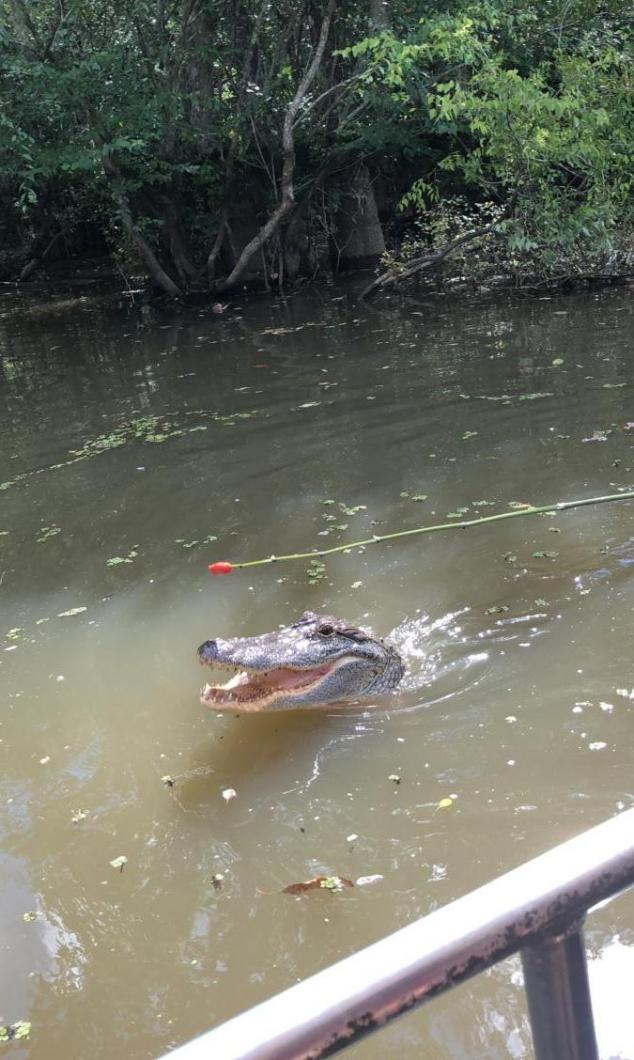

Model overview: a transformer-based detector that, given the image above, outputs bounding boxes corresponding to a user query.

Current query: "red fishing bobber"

[208,561,233,575]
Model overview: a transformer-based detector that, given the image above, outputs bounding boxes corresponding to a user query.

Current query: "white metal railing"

[162,806,634,1060]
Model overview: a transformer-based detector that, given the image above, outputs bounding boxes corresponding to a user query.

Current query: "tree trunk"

[103,157,182,299]
[369,0,390,30]
[17,229,64,282]
[161,198,200,287]
[332,164,385,271]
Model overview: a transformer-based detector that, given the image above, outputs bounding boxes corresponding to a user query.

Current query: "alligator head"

[198,611,404,712]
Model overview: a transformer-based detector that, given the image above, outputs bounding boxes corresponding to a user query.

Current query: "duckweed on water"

[36,525,62,542]
[106,547,139,567]
[307,558,326,585]
[0,1021,31,1042]
[0,410,260,493]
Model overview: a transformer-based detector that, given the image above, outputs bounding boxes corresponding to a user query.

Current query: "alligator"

[198,610,404,712]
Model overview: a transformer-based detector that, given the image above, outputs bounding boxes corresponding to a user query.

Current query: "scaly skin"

[198,610,404,712]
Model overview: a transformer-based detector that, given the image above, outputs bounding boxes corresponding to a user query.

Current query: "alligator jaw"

[200,656,354,712]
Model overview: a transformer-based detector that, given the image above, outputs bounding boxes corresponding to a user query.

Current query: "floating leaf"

[221,787,237,803]
[388,774,401,784]
[71,809,87,823]
[339,504,367,515]
[486,605,509,614]
[411,494,428,502]
[22,911,38,922]
[534,598,548,607]
[57,607,87,617]
[532,551,559,560]
[462,431,478,440]
[437,798,453,809]
[355,874,384,886]
[110,855,128,871]
[161,775,175,788]
[551,358,564,367]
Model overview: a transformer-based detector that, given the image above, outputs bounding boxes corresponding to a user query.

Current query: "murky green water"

[1,280,634,1058]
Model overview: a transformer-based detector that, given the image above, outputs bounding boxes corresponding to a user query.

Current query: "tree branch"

[359,211,511,300]
[217,0,336,291]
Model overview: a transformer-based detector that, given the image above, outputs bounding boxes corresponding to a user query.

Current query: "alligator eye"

[317,624,335,637]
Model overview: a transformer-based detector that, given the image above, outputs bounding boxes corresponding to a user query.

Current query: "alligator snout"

[196,612,404,712]
[198,640,218,664]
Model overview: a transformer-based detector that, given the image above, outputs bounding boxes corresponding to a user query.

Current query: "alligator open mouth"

[200,656,353,711]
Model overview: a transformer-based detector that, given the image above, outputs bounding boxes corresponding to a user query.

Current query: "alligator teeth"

[222,670,249,690]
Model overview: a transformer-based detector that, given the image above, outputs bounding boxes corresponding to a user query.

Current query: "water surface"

[1,280,634,1058]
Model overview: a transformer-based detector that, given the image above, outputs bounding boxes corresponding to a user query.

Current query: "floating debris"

[283,875,353,896]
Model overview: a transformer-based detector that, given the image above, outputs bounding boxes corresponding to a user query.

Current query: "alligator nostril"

[198,639,218,663]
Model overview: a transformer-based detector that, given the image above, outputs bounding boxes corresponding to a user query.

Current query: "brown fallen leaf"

[283,875,354,896]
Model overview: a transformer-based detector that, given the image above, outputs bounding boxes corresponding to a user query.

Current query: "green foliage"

[349,0,634,280]
[0,0,632,286]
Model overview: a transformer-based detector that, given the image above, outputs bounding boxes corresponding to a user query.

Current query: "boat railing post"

[521,920,599,1060]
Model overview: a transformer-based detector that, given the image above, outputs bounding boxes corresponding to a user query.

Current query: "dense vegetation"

[1,0,632,297]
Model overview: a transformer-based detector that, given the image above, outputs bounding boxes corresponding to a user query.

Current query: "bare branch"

[359,213,510,300]
[218,0,336,291]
